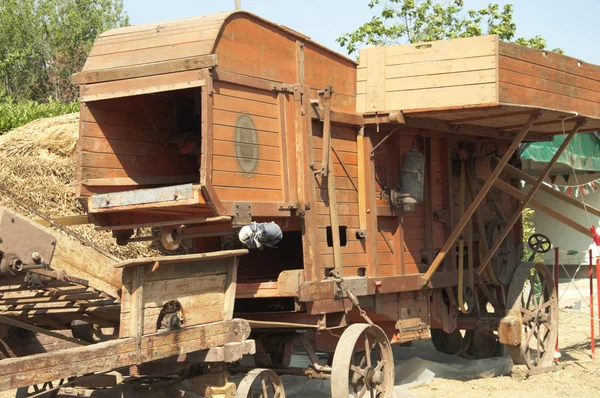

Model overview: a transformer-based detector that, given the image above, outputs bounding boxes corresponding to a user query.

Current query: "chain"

[335,278,374,326]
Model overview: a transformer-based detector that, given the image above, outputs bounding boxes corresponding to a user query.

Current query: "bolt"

[10,217,14,223]
[174,192,179,200]
[233,327,239,335]
[31,252,41,262]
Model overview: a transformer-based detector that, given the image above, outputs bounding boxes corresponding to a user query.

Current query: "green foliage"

[337,0,563,55]
[0,99,79,134]
[0,0,129,103]
[522,207,542,262]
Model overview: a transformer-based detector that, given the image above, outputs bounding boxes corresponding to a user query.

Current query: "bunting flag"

[550,176,600,197]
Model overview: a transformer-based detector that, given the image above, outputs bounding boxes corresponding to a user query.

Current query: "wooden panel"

[89,29,219,57]
[385,84,497,111]
[357,36,498,113]
[85,40,213,70]
[211,81,283,202]
[215,15,297,83]
[81,69,206,101]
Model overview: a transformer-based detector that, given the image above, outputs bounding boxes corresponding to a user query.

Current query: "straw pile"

[0,113,160,260]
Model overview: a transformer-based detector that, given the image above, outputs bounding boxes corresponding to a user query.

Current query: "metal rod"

[0,314,90,346]
[596,253,600,342]
[477,119,586,276]
[332,146,358,192]
[127,230,235,243]
[235,0,241,10]
[554,246,560,360]
[590,249,595,359]
[369,126,402,159]
[98,216,232,231]
[422,112,540,284]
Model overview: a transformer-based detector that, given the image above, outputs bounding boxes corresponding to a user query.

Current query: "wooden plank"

[212,186,282,202]
[81,136,180,157]
[89,29,219,57]
[212,94,279,119]
[95,23,222,46]
[81,105,175,129]
[84,40,213,71]
[384,55,497,79]
[385,83,497,111]
[386,69,496,92]
[34,215,89,227]
[213,124,281,148]
[114,249,248,268]
[81,175,198,187]
[498,41,600,84]
[499,55,600,94]
[81,122,171,144]
[213,80,278,104]
[73,54,218,85]
[366,47,387,112]
[0,318,249,391]
[214,110,280,133]
[212,171,282,190]
[80,152,197,172]
[383,35,497,65]
[212,155,280,176]
[213,140,281,162]
[81,70,207,102]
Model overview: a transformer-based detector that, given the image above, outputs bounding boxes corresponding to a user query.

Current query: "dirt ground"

[413,278,600,397]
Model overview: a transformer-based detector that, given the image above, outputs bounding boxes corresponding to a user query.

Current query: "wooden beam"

[113,249,248,269]
[81,175,199,187]
[0,314,89,346]
[492,179,591,237]
[402,116,552,142]
[501,162,600,219]
[72,54,218,85]
[97,216,231,231]
[34,215,89,227]
[310,106,363,127]
[357,128,368,235]
[423,112,540,283]
[477,119,587,276]
[0,318,250,391]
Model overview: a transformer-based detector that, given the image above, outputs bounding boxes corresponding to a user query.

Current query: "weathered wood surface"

[0,318,251,392]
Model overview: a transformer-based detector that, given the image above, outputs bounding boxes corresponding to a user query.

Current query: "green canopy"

[520,132,600,172]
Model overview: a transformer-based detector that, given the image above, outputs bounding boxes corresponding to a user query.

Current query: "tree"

[337,0,561,55]
[0,0,129,103]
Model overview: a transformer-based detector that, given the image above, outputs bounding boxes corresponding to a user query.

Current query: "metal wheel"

[486,219,519,285]
[505,262,558,369]
[235,369,285,398]
[528,234,552,254]
[15,380,64,398]
[430,328,463,355]
[331,323,394,398]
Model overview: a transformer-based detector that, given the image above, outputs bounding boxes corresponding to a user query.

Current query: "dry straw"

[0,113,161,259]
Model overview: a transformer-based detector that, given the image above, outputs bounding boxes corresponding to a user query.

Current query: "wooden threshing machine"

[3,10,600,398]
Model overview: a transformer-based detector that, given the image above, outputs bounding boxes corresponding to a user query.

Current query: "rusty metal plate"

[235,114,259,177]
[90,184,194,209]
[0,207,56,272]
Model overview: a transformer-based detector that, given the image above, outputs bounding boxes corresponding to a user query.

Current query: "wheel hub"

[364,366,383,388]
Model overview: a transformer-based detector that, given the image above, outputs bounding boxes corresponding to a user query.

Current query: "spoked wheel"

[331,323,394,398]
[430,328,463,355]
[15,380,65,398]
[505,262,558,369]
[235,369,285,398]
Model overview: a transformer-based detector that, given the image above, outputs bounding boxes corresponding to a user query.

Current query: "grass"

[0,99,79,134]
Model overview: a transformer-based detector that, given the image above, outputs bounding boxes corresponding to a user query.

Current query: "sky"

[122,0,600,65]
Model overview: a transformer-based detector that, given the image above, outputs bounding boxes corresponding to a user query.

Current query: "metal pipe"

[590,249,595,360]
[554,247,560,360]
[235,0,241,10]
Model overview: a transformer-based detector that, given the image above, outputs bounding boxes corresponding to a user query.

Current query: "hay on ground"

[0,113,160,260]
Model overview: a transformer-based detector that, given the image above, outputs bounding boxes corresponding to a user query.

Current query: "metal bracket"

[278,202,300,211]
[233,203,252,226]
